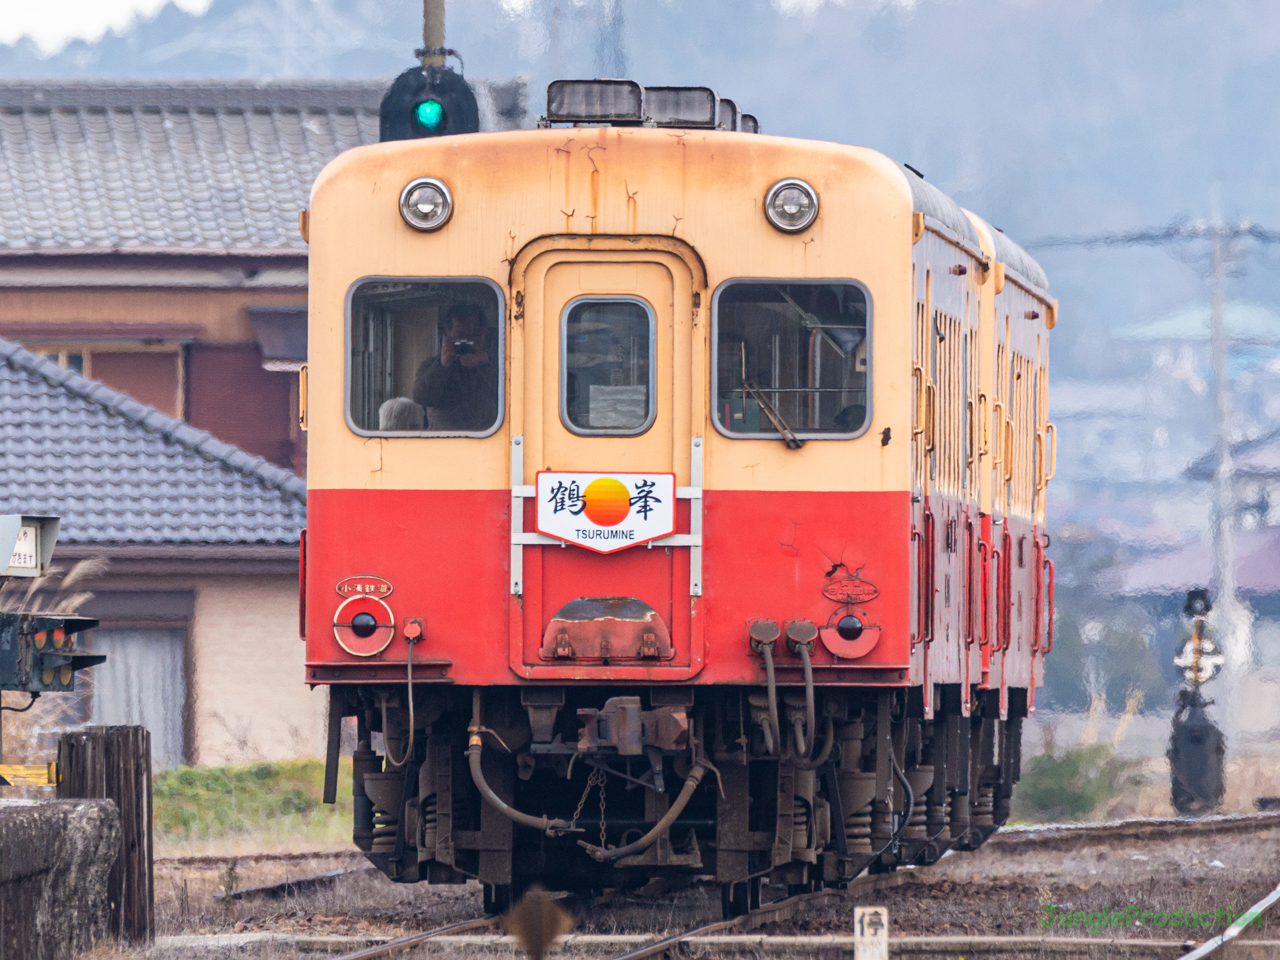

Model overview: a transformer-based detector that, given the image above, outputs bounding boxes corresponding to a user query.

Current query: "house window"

[29,345,185,419]
[87,628,187,770]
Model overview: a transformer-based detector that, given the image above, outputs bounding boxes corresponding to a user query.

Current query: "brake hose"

[579,757,712,863]
[760,643,783,757]
[467,690,575,836]
[791,716,835,771]
[794,641,817,760]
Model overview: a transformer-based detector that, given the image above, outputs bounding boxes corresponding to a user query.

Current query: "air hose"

[759,643,783,757]
[467,690,576,837]
[577,758,711,863]
[382,633,418,770]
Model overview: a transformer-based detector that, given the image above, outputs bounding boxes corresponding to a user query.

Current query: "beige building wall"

[191,576,327,766]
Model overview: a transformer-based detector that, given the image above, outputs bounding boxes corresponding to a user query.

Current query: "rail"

[1180,876,1280,960]
[988,810,1280,851]
[328,914,502,960]
[602,887,842,960]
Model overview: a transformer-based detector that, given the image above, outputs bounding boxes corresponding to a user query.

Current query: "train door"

[508,241,706,681]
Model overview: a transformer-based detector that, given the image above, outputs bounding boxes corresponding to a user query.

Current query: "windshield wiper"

[741,379,804,449]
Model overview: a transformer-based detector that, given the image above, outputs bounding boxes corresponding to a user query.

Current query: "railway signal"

[379,63,479,142]
[1167,588,1226,815]
[379,0,477,142]
[0,514,103,782]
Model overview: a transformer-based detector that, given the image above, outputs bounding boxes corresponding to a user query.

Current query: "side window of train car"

[560,297,656,436]
[713,281,870,438]
[347,278,504,436]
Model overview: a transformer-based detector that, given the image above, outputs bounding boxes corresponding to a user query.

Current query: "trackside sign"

[535,472,676,554]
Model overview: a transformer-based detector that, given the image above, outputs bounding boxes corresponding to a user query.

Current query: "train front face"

[303,124,919,899]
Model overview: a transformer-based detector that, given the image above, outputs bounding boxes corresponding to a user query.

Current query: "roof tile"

[0,80,384,255]
[0,337,305,545]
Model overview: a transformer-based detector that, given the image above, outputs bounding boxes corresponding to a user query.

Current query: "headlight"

[399,177,453,232]
[764,178,819,233]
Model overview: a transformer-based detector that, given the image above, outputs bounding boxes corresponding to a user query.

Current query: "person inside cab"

[412,302,498,432]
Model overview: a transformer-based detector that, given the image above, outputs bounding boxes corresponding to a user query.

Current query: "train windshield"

[714,281,869,438]
[561,297,656,436]
[347,279,503,436]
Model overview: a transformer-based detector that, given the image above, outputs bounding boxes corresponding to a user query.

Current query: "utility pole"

[422,0,446,68]
[1208,210,1251,673]
[1028,209,1280,675]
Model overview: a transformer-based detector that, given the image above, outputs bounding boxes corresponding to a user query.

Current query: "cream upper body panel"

[306,126,915,493]
[963,211,1055,523]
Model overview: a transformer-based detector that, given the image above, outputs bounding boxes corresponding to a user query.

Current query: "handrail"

[990,543,1004,650]
[1043,558,1055,654]
[923,511,936,643]
[1045,422,1057,481]
[977,392,989,457]
[912,366,926,437]
[966,398,976,475]
[964,518,976,646]
[1003,418,1015,484]
[990,400,1004,465]
[925,382,937,453]
[977,539,991,648]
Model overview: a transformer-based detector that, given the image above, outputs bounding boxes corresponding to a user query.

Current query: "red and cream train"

[299,80,1056,916]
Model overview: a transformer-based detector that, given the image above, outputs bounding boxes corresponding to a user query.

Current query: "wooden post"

[57,726,154,943]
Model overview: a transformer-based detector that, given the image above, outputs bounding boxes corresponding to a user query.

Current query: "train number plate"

[535,472,676,554]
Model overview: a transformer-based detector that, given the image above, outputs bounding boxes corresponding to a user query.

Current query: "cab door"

[508,240,706,681]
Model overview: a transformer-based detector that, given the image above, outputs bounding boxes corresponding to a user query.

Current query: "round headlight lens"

[836,614,864,641]
[764,178,819,233]
[351,612,379,639]
[399,177,453,232]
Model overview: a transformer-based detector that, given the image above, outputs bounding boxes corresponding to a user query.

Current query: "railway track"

[155,809,1280,871]
[325,874,906,960]
[988,810,1280,851]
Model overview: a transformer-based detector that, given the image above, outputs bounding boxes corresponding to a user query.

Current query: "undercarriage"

[329,683,1025,917]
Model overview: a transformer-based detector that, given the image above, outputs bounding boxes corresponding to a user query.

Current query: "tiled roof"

[0,80,383,255]
[0,78,528,257]
[0,337,305,545]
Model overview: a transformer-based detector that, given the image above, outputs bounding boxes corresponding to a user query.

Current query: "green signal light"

[415,99,445,132]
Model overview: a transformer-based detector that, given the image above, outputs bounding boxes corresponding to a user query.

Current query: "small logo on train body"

[536,472,676,554]
[335,575,394,598]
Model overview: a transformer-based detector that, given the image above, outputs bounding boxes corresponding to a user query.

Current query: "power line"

[1026,218,1280,250]
[1029,214,1280,674]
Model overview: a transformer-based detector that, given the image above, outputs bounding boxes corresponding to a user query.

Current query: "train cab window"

[561,297,656,435]
[713,281,870,438]
[347,278,503,436]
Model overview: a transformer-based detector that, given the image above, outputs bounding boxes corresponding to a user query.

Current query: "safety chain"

[570,768,608,848]
[598,769,608,848]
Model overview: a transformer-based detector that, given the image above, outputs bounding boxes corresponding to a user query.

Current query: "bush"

[1013,743,1143,822]
[152,757,351,845]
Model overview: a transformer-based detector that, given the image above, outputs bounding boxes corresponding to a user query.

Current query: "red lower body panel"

[304,488,914,687]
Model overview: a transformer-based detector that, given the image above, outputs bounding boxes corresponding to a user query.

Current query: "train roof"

[983,219,1050,292]
[896,163,1048,293]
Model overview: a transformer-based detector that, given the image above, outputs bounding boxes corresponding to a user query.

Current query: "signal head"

[381,65,479,142]
[415,98,445,133]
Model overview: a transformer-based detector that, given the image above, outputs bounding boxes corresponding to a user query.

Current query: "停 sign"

[853,906,889,960]
[535,472,676,554]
